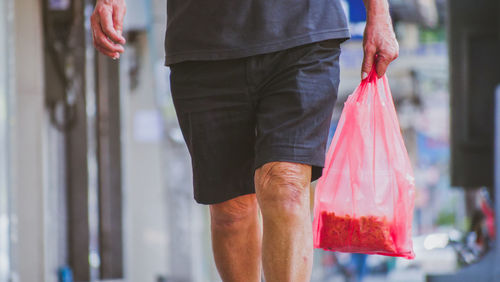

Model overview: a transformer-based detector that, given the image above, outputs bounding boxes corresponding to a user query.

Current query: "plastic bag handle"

[362,64,378,84]
[356,65,379,102]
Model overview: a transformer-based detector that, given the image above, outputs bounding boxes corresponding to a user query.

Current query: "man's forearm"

[363,0,392,25]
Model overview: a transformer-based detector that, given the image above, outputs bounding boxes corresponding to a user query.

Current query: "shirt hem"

[164,28,350,66]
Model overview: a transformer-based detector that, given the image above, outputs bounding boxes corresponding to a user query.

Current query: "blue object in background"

[416,132,450,166]
[327,121,338,147]
[345,0,367,39]
[351,253,368,281]
[347,0,367,22]
[58,266,73,282]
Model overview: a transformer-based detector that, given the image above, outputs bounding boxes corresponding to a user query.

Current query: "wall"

[12,0,47,280]
[12,0,66,281]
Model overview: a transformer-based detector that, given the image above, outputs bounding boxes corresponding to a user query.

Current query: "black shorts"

[170,39,341,204]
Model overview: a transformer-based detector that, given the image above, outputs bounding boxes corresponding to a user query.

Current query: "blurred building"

[0,0,218,281]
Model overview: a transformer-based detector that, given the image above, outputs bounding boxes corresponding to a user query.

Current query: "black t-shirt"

[164,0,350,66]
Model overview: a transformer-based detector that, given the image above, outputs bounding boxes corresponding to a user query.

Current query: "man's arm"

[90,0,127,59]
[362,0,399,79]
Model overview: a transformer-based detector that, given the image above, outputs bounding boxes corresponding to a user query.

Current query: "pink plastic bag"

[313,69,416,259]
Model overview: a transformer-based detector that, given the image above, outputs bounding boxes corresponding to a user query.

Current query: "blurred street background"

[0,0,499,281]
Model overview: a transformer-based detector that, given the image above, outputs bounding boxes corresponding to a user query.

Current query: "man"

[91,0,398,281]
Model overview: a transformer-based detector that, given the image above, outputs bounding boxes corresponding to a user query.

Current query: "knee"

[210,194,258,229]
[255,162,311,217]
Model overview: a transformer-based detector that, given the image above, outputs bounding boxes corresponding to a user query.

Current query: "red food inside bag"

[318,211,397,254]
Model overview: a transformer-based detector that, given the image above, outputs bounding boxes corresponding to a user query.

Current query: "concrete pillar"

[12,0,48,280]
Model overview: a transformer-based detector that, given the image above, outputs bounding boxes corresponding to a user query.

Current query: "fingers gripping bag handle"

[313,67,416,259]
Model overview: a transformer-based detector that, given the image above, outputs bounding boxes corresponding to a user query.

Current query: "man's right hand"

[91,0,127,59]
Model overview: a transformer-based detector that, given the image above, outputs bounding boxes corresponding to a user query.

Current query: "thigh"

[170,59,257,204]
[254,40,342,181]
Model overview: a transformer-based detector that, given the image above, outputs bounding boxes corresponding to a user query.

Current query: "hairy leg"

[255,162,313,282]
[209,194,262,282]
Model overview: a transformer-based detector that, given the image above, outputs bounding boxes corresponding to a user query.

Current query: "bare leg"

[209,194,262,282]
[255,162,313,282]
